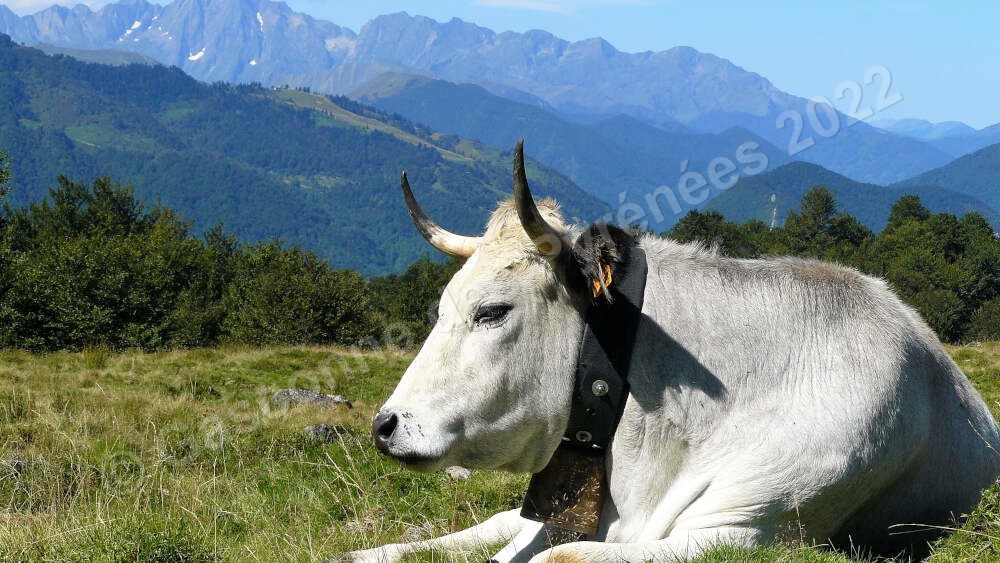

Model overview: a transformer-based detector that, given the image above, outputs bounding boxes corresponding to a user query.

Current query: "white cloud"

[474,0,651,13]
[3,0,112,15]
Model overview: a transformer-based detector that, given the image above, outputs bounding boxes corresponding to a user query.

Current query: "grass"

[0,343,997,561]
[64,123,159,152]
[265,89,472,164]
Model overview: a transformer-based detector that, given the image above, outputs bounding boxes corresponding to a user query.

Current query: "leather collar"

[521,244,648,535]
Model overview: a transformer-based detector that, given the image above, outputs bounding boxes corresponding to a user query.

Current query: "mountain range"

[872,117,1000,159]
[352,72,790,226]
[0,0,997,269]
[0,34,608,275]
[1,0,989,186]
[872,118,976,141]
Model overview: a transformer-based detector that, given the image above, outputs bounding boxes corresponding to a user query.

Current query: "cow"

[342,142,1000,562]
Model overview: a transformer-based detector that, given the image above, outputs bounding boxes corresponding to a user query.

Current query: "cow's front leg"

[338,508,530,562]
[525,526,761,563]
[490,521,584,563]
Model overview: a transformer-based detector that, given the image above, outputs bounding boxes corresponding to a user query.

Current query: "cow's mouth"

[392,453,443,471]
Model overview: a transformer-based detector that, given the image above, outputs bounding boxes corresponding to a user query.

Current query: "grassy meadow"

[0,343,998,562]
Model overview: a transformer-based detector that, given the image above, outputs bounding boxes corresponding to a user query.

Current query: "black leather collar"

[521,244,648,535]
[563,245,647,452]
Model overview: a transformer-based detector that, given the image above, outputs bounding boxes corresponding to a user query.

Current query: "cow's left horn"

[402,172,482,259]
[513,140,565,258]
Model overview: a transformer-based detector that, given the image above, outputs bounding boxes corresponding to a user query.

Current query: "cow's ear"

[569,223,633,302]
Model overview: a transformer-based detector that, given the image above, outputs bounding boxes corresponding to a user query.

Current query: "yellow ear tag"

[591,264,613,298]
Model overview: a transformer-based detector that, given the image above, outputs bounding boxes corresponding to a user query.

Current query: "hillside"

[353,72,789,226]
[33,42,159,65]
[705,161,998,230]
[0,0,956,185]
[0,34,609,275]
[895,142,1000,211]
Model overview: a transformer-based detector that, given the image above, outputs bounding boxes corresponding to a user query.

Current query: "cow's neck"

[599,244,730,542]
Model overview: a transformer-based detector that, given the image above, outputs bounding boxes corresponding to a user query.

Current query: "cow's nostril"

[376,413,398,438]
[372,411,399,452]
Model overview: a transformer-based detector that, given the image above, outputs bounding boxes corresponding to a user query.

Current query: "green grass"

[64,123,159,152]
[265,89,472,164]
[156,105,198,125]
[0,344,998,561]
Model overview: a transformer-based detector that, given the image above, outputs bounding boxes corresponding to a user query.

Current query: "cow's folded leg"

[338,508,530,562]
[490,520,582,563]
[525,526,760,563]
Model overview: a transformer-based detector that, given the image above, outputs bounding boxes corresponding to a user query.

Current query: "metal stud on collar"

[591,379,609,397]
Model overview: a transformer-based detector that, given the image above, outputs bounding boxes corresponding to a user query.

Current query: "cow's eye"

[473,303,513,327]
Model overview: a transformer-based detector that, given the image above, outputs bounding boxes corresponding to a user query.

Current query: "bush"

[969,298,1000,342]
[168,226,238,347]
[0,178,204,350]
[0,175,383,351]
[222,242,378,346]
[910,288,965,343]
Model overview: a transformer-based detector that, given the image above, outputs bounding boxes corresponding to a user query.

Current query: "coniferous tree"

[887,195,931,229]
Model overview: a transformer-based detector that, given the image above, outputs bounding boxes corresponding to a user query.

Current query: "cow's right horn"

[513,140,565,258]
[401,172,482,259]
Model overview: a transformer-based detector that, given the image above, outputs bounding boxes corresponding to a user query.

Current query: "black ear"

[570,223,634,302]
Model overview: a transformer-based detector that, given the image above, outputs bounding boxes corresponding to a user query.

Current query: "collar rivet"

[591,379,609,397]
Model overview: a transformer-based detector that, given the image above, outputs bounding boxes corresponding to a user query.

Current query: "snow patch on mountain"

[188,48,205,61]
[120,19,144,41]
[325,36,352,52]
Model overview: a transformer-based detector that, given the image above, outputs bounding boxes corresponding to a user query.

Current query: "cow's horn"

[401,172,482,259]
[513,140,565,258]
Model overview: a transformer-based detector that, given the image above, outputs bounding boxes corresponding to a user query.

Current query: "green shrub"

[0,178,205,350]
[910,289,965,343]
[222,242,378,346]
[970,298,1000,342]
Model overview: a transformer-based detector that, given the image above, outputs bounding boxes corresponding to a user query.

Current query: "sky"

[5,0,998,128]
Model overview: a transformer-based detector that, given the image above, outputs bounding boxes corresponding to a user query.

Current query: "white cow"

[344,144,1000,562]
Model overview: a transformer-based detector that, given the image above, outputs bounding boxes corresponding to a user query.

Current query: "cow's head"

[372,141,632,473]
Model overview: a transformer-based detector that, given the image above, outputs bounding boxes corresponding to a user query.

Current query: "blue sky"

[8,0,997,128]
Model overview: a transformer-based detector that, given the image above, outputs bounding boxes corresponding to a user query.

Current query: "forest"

[0,151,996,351]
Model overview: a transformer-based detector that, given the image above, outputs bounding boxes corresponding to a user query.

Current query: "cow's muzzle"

[372,411,398,454]
[371,409,443,469]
